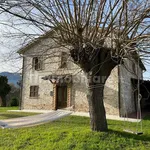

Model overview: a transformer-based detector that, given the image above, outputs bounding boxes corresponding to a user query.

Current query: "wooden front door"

[56,85,67,109]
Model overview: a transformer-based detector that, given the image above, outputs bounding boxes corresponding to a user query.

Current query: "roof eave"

[17,30,55,54]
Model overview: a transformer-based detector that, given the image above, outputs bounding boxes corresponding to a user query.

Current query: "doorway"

[132,78,150,113]
[56,85,67,109]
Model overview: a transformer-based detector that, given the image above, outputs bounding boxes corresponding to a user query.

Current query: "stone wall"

[21,37,81,110]
[22,38,120,115]
[104,67,119,115]
[71,72,89,112]
[69,67,119,115]
[21,36,142,116]
[119,58,143,116]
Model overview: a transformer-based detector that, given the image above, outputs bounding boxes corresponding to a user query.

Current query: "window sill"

[58,66,67,69]
[33,69,44,71]
[29,97,39,99]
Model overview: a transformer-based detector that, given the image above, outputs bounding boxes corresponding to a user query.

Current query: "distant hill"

[0,72,21,86]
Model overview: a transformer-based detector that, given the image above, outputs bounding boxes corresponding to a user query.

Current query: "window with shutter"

[30,86,39,97]
[32,57,44,71]
[60,52,68,68]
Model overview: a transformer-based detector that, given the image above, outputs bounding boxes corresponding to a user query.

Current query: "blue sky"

[143,65,150,80]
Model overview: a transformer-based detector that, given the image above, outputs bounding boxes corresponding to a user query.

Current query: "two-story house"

[18,32,146,117]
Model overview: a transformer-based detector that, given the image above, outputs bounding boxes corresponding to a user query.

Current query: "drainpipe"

[19,54,25,110]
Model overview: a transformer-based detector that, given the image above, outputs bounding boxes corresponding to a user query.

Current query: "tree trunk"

[87,73,109,131]
[1,96,6,107]
[70,47,119,132]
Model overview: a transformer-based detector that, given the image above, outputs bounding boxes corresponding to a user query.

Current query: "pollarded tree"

[0,0,149,131]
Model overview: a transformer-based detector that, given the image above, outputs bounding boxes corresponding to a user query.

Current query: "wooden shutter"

[60,52,68,68]
[30,86,39,97]
[38,57,43,70]
[33,57,39,70]
[33,57,44,71]
[34,86,39,97]
[32,58,35,70]
[41,56,45,70]
[30,86,34,97]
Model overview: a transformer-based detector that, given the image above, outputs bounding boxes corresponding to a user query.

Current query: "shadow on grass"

[108,129,150,142]
[0,112,37,120]
[54,116,90,126]
[0,113,26,119]
[143,115,150,120]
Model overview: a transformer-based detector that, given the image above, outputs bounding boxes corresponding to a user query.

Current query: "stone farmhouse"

[18,32,146,117]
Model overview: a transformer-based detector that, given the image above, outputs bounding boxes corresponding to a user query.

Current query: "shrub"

[11,98,19,106]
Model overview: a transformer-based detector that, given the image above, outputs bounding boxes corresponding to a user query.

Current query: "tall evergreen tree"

[0,76,11,106]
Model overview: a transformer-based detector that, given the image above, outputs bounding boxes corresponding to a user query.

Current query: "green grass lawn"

[0,107,39,120]
[0,115,150,150]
